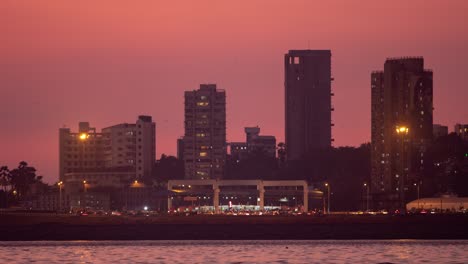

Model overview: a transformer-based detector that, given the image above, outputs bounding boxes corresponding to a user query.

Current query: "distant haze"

[1,0,467,183]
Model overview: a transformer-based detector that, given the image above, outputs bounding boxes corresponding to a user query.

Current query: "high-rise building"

[284,50,333,160]
[183,84,226,179]
[59,116,156,183]
[371,57,433,209]
[454,124,468,141]
[433,124,448,140]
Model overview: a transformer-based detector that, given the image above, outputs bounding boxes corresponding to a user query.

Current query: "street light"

[395,126,409,135]
[325,183,330,214]
[58,181,63,211]
[395,125,409,209]
[363,182,369,212]
[83,180,87,193]
[414,183,420,209]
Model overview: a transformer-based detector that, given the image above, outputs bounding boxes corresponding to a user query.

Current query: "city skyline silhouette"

[2,1,468,183]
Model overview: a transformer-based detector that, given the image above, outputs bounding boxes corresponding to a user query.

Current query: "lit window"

[197,102,209,106]
[199,152,207,157]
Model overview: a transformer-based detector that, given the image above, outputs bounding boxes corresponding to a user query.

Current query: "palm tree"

[0,166,11,192]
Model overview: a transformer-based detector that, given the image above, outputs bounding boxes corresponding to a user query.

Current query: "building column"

[258,188,265,211]
[213,188,220,213]
[303,188,308,213]
[167,182,172,212]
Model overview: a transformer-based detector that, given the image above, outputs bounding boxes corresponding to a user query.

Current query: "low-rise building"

[433,124,448,140]
[455,124,468,141]
[229,127,276,162]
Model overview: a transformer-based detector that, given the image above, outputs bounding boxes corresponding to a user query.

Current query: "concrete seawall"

[1,214,467,240]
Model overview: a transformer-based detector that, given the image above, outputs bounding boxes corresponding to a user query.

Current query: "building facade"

[371,57,433,209]
[284,50,333,160]
[183,84,226,179]
[433,124,448,140]
[59,122,106,181]
[59,116,156,183]
[230,126,276,162]
[454,124,468,141]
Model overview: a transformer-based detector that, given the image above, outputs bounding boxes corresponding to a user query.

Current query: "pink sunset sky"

[1,0,467,183]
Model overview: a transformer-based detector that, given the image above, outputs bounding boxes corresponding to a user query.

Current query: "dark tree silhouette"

[424,133,468,196]
[9,161,42,198]
[0,166,10,192]
[277,142,286,167]
[226,149,278,180]
[154,155,185,183]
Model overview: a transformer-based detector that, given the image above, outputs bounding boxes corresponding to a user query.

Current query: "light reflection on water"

[0,240,467,263]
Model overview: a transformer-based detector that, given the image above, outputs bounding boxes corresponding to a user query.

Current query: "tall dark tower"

[285,50,333,161]
[371,57,433,210]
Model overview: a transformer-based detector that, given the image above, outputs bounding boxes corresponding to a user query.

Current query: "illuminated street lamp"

[83,180,87,193]
[58,181,63,211]
[78,133,89,180]
[395,125,409,209]
[79,133,89,140]
[414,182,420,209]
[324,182,330,214]
[363,183,370,211]
[395,126,409,135]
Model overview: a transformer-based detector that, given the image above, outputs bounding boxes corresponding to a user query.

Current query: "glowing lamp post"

[79,133,89,140]
[58,181,63,211]
[414,183,420,209]
[83,180,87,193]
[325,183,330,214]
[363,182,369,212]
[395,125,409,209]
[395,126,409,135]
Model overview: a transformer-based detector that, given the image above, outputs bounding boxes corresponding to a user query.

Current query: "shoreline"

[1,214,467,241]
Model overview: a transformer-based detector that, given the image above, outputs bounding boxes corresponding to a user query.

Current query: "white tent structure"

[406,197,468,211]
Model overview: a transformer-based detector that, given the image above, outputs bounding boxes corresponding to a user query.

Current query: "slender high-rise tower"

[285,50,333,160]
[371,57,433,209]
[183,84,226,179]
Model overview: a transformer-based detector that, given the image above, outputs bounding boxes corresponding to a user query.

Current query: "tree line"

[0,161,44,207]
